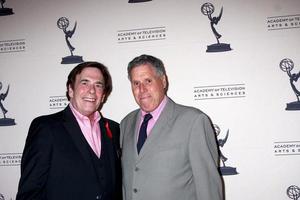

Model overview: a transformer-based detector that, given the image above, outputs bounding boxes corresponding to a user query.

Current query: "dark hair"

[127,54,166,80]
[66,61,112,104]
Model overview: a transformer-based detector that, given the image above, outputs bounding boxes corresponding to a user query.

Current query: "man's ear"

[162,75,167,89]
[68,85,74,98]
[101,94,106,103]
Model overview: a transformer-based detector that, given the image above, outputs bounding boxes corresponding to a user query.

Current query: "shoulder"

[103,117,120,129]
[104,117,119,125]
[169,99,211,124]
[120,109,139,125]
[172,99,207,116]
[30,110,64,128]
[25,110,65,144]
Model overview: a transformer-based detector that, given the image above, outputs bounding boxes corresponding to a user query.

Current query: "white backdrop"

[1,0,300,199]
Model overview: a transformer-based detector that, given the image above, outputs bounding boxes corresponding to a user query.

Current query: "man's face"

[130,64,166,112]
[68,67,105,119]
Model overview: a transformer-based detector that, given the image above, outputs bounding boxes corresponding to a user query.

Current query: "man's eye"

[133,82,139,87]
[95,83,104,89]
[81,81,88,85]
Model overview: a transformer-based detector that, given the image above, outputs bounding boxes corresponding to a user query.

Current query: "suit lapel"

[137,98,175,162]
[99,118,116,187]
[62,106,94,170]
[125,111,141,160]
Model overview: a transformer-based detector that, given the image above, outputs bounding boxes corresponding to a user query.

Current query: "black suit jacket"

[16,106,122,200]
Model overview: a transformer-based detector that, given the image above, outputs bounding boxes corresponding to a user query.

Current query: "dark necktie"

[137,113,152,154]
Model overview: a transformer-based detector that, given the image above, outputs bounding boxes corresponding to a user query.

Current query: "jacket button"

[133,188,138,193]
[135,167,139,171]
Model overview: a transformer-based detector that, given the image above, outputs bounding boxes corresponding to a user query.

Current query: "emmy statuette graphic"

[57,17,84,64]
[279,58,300,110]
[0,82,16,126]
[128,0,152,3]
[214,124,238,176]
[287,185,300,200]
[0,193,12,200]
[201,2,232,52]
[0,193,5,200]
[0,0,14,16]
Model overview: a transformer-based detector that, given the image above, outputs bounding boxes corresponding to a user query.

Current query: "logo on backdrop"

[201,2,232,52]
[279,58,300,110]
[117,27,166,43]
[49,95,68,110]
[57,17,84,64]
[0,39,26,53]
[267,14,300,31]
[0,153,21,166]
[214,124,238,176]
[287,185,300,200]
[128,0,152,3]
[194,83,246,100]
[274,141,300,156]
[0,0,14,16]
[0,82,15,126]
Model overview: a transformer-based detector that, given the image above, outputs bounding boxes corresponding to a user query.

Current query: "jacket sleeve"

[16,117,53,200]
[188,113,224,200]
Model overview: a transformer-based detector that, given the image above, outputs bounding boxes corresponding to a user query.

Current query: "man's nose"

[89,84,96,93]
[139,83,147,92]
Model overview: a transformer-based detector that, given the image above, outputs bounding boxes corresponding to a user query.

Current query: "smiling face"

[68,67,105,120]
[130,64,167,112]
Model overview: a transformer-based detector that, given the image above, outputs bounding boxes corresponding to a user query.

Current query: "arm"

[119,120,126,200]
[106,119,123,200]
[16,117,53,200]
[188,114,223,200]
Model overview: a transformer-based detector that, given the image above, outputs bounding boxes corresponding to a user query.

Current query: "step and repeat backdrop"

[1,0,300,199]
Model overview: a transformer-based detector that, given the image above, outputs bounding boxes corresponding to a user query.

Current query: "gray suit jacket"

[120,97,223,200]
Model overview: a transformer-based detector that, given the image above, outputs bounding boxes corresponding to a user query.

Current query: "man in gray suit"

[120,54,223,200]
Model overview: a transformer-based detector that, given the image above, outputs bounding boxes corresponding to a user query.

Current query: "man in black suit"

[16,62,122,200]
